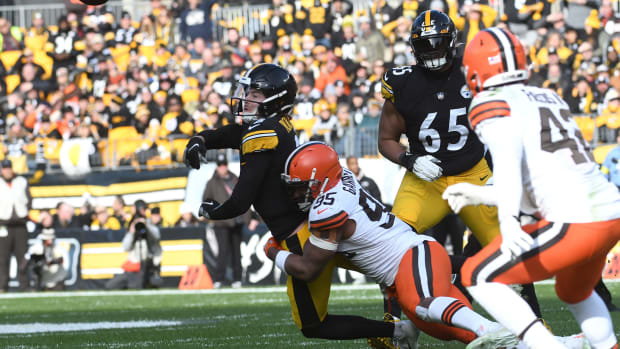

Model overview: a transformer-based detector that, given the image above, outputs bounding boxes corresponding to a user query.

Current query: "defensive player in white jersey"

[442,27,620,349]
[265,141,520,348]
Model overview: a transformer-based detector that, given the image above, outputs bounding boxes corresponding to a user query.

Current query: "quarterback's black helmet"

[409,10,457,71]
[232,63,298,124]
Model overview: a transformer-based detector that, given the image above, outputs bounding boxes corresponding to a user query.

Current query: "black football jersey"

[238,116,307,240]
[381,58,485,175]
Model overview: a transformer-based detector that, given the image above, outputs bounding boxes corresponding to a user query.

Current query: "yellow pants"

[392,158,500,246]
[282,224,340,329]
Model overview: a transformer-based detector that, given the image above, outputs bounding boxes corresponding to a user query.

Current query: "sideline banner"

[8,225,368,290]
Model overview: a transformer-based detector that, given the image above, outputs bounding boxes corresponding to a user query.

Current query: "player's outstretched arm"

[442,183,497,213]
[265,225,348,282]
[183,125,243,169]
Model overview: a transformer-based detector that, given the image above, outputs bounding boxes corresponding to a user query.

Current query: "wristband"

[275,250,292,274]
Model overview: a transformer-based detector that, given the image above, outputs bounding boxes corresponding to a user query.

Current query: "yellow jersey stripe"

[242,135,279,154]
[242,129,277,141]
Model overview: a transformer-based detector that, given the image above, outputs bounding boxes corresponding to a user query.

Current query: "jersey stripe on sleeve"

[310,210,349,230]
[468,100,511,128]
[241,130,279,155]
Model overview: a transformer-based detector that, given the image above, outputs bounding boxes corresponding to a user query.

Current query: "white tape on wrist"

[275,250,292,274]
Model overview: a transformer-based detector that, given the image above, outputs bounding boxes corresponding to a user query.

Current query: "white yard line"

[0,320,183,334]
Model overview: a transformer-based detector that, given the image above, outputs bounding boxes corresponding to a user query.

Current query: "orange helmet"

[462,27,528,95]
[281,142,342,211]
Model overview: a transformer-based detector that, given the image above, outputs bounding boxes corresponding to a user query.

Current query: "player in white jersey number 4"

[442,27,620,349]
[264,141,519,348]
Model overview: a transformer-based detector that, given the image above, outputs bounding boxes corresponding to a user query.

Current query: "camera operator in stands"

[106,200,163,289]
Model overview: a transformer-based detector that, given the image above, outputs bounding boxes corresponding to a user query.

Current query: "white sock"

[417,296,494,336]
[521,321,565,349]
[566,292,617,349]
[468,283,559,344]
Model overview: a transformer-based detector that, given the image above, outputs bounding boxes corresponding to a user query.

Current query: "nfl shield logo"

[437,92,445,100]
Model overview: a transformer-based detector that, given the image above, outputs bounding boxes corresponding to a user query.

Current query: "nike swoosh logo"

[248,124,260,130]
[317,208,328,214]
[480,175,488,181]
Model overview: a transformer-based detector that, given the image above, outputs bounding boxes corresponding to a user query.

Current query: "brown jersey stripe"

[310,211,348,230]
[470,108,511,128]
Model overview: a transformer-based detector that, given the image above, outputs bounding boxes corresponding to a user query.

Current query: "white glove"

[499,216,534,259]
[442,183,497,213]
[400,152,443,182]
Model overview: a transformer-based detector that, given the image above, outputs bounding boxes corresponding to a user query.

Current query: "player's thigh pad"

[392,172,451,233]
[462,219,620,287]
[283,226,336,329]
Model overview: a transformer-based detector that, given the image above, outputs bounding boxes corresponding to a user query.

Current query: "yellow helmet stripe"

[425,10,431,27]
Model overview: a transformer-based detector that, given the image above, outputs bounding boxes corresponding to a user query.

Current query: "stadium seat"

[0,50,22,70]
[5,74,20,94]
[573,116,595,142]
[171,138,189,162]
[292,118,317,137]
[107,126,143,165]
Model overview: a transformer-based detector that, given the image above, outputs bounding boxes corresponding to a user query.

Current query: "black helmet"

[409,10,457,71]
[232,63,298,124]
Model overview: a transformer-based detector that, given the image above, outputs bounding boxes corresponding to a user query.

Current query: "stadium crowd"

[1,0,620,176]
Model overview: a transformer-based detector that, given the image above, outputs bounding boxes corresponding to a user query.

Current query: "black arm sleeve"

[199,124,243,150]
[207,151,272,220]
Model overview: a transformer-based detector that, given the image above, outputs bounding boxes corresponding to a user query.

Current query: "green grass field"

[0,282,618,348]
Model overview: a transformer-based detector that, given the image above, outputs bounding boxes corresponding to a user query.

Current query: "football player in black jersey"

[183,63,412,347]
[378,10,544,321]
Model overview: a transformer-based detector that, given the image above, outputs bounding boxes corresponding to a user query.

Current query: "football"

[78,0,108,5]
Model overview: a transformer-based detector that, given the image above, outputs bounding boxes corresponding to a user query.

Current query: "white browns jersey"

[308,168,433,286]
[469,84,620,223]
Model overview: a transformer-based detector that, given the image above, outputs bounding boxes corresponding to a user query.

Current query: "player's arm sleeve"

[468,99,512,129]
[206,151,271,220]
[197,124,243,150]
[476,116,524,221]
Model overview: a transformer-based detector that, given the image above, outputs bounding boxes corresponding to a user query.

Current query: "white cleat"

[466,323,519,349]
[555,333,591,349]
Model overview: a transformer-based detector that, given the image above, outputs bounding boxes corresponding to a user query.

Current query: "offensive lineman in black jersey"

[378,10,544,320]
[183,63,417,347]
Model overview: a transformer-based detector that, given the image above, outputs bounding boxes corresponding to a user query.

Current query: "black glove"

[183,136,207,169]
[199,199,221,219]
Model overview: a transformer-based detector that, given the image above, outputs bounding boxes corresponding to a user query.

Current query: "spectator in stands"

[155,8,176,49]
[354,16,386,65]
[106,199,162,289]
[175,202,199,227]
[602,133,620,188]
[0,159,30,291]
[53,202,79,229]
[315,53,349,95]
[91,205,122,230]
[112,195,130,227]
[26,228,67,291]
[49,16,77,70]
[565,76,594,114]
[149,206,164,227]
[598,88,620,142]
[346,155,382,203]
[34,209,54,233]
[203,153,257,288]
[179,0,217,44]
[0,17,22,52]
[311,99,339,145]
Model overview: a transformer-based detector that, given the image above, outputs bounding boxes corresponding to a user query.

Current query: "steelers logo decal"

[461,84,472,99]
